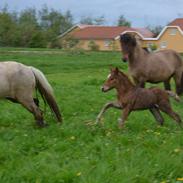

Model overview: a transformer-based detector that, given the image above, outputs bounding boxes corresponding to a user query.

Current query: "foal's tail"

[166,90,181,102]
[31,67,62,122]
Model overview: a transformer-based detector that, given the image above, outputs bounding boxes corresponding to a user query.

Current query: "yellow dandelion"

[106,131,111,136]
[76,172,82,176]
[70,136,76,140]
[174,148,181,153]
[146,129,152,133]
[154,132,160,136]
[177,177,183,181]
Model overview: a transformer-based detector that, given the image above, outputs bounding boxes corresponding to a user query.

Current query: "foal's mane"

[117,70,135,87]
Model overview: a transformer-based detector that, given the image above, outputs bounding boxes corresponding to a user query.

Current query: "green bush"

[88,40,99,51]
[150,43,157,51]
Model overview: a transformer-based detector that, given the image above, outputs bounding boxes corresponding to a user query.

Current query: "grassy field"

[0,49,183,183]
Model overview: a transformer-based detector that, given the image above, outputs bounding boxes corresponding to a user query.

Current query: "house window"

[160,41,167,48]
[170,28,177,35]
[104,40,111,47]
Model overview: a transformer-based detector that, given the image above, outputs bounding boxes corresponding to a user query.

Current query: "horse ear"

[114,67,119,74]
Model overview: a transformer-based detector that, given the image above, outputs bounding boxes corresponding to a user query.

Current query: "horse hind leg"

[149,106,164,126]
[17,97,46,127]
[158,100,182,128]
[33,98,39,107]
[174,70,182,95]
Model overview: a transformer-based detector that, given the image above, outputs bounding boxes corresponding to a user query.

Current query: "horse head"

[101,67,131,92]
[101,68,120,92]
[120,33,137,62]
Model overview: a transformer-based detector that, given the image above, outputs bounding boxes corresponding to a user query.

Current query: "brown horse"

[96,68,182,128]
[120,33,183,95]
[0,61,62,127]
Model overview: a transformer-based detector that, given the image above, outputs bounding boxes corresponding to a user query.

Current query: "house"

[141,18,183,53]
[58,18,183,53]
[58,24,153,51]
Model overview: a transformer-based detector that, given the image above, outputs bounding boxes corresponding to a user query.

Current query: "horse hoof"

[36,120,48,128]
[118,118,124,129]
[95,118,100,124]
[43,122,49,127]
[95,118,104,126]
[118,124,124,129]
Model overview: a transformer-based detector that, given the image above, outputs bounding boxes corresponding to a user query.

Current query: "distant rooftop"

[70,25,154,40]
[168,18,183,31]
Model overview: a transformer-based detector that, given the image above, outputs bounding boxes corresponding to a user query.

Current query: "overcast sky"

[1,0,183,27]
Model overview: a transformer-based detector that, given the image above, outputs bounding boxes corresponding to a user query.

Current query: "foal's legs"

[149,106,164,125]
[118,107,131,129]
[158,100,182,127]
[96,101,122,124]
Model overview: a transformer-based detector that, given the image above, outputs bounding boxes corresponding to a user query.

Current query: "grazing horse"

[0,61,62,127]
[96,68,182,128]
[120,33,183,95]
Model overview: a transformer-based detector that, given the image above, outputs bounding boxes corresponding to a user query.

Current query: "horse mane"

[120,33,136,46]
[118,70,135,88]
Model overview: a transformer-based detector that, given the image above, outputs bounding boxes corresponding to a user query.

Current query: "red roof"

[71,25,153,39]
[168,18,183,31]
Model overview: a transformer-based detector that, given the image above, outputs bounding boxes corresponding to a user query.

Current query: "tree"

[117,15,131,27]
[80,16,94,25]
[0,5,74,48]
[0,10,18,46]
[94,15,105,25]
[39,6,73,47]
[18,8,41,47]
[80,15,105,25]
[147,25,163,37]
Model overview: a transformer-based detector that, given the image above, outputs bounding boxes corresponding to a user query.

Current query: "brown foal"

[96,68,182,129]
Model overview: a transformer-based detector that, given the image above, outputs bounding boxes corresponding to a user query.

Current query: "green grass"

[0,48,183,183]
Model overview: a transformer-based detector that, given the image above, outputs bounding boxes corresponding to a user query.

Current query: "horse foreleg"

[118,107,131,129]
[164,79,171,91]
[149,106,164,126]
[139,82,145,88]
[133,77,146,88]
[96,101,122,124]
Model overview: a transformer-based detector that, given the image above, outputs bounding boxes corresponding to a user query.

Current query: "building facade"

[58,18,183,53]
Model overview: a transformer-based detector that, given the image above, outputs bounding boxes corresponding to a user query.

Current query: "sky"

[1,0,183,27]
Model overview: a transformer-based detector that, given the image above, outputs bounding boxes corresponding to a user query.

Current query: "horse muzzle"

[101,86,109,92]
[122,54,129,62]
[122,58,127,62]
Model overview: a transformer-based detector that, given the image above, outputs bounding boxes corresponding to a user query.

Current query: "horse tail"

[175,52,183,94]
[180,72,183,94]
[166,90,180,102]
[31,67,62,123]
